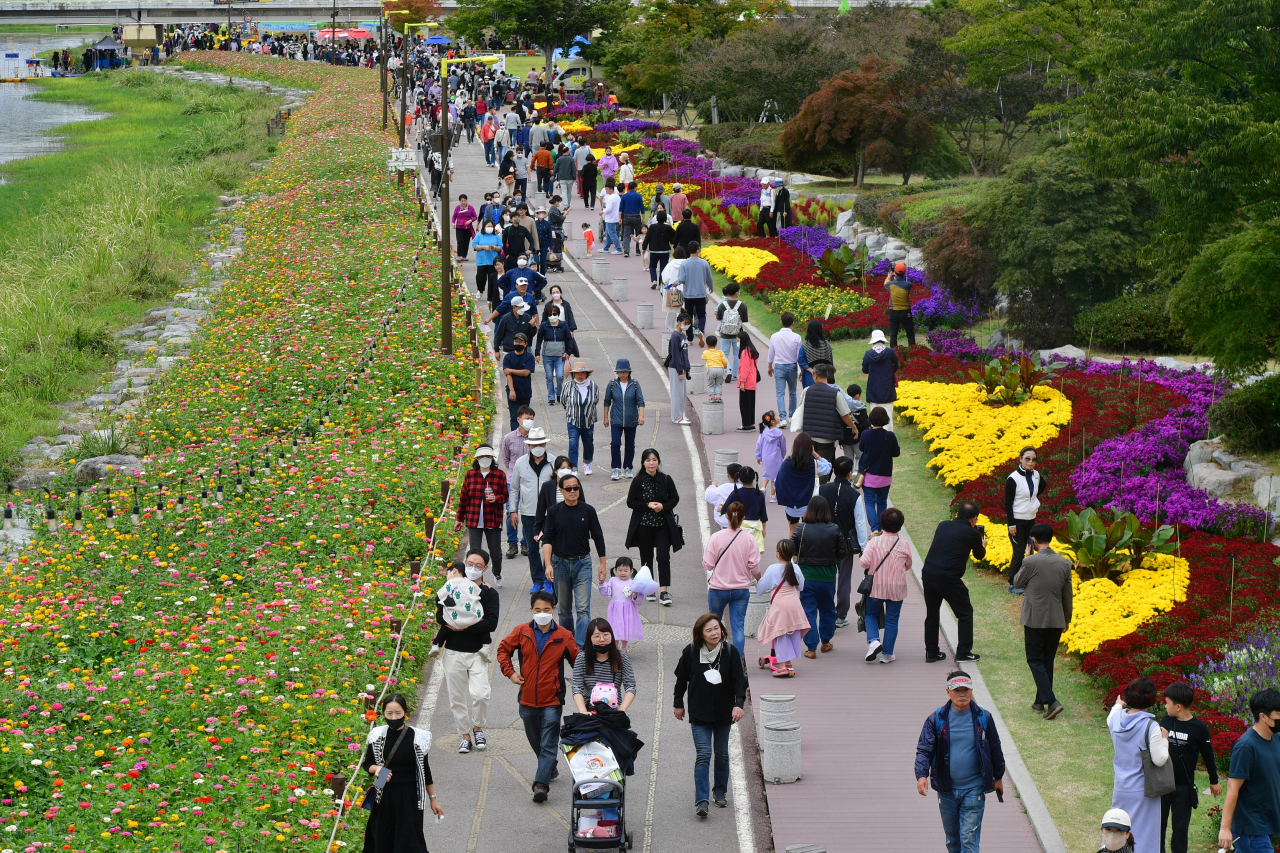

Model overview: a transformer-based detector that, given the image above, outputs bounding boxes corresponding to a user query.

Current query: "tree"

[384,0,442,33]
[449,0,628,86]
[944,0,1102,87]
[922,212,998,307]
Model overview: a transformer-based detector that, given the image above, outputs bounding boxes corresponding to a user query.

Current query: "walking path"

[406,123,771,853]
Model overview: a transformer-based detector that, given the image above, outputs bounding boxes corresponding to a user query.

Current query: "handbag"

[857,539,900,597]
[360,723,411,811]
[1140,719,1177,798]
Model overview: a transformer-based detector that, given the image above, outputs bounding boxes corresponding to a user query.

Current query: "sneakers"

[674,417,692,426]
[879,654,896,663]
[1044,701,1064,720]
[458,739,472,754]
[735,426,756,432]
[550,765,559,780]
[1008,585,1025,595]
[611,469,622,481]
[624,468,634,478]
[835,617,850,628]
[493,572,504,588]
[506,543,518,559]
[925,651,949,663]
[865,640,882,662]
[583,463,592,476]
[695,801,709,818]
[646,593,658,602]
[473,731,487,751]
[955,652,982,662]
[659,591,673,606]
[712,788,727,808]
[532,782,549,803]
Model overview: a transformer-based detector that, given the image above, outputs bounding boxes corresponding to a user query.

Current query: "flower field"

[902,333,1280,746]
[0,53,492,853]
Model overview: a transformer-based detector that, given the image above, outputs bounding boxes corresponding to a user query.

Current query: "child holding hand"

[598,557,658,650]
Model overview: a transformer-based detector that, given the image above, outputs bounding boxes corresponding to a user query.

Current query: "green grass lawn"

[0,70,281,479]
[0,24,103,34]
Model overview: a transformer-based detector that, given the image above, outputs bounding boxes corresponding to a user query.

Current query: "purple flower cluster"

[870,258,932,286]
[593,120,662,133]
[1191,627,1280,723]
[547,98,588,117]
[912,291,985,328]
[779,225,846,261]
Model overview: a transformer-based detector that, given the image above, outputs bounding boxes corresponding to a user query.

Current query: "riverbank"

[0,69,281,479]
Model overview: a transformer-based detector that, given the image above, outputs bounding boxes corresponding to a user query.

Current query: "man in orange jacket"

[497,589,579,802]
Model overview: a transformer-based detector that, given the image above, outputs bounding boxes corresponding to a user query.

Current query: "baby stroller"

[546,228,565,274]
[564,741,633,851]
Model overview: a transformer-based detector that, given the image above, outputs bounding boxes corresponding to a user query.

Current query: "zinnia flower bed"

[0,53,492,852]
[766,288,874,326]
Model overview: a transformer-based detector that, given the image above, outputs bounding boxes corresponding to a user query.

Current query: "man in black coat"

[921,501,987,663]
[820,456,865,628]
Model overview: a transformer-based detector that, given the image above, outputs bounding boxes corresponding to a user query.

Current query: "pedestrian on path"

[756,411,786,498]
[455,445,507,585]
[794,364,857,481]
[502,332,536,430]
[858,507,911,663]
[625,449,682,605]
[603,359,645,480]
[801,319,834,387]
[642,209,677,288]
[534,304,577,405]
[705,464,742,530]
[600,182,623,254]
[1100,809,1137,853]
[508,427,554,588]
[677,243,714,333]
[452,194,477,261]
[501,406,536,558]
[858,406,900,533]
[620,181,646,257]
[432,553,499,755]
[1158,683,1221,853]
[703,502,762,659]
[819,456,867,628]
[1013,523,1072,719]
[922,501,986,664]
[862,329,900,431]
[914,671,1006,853]
[661,246,687,332]
[547,284,577,331]
[554,145,577,208]
[1108,678,1172,853]
[599,557,659,650]
[564,361,600,475]
[791,495,846,659]
[1005,446,1047,594]
[756,539,807,677]
[725,467,769,552]
[473,221,502,304]
[497,590,580,803]
[767,312,803,425]
[580,154,598,208]
[360,693,444,851]
[774,432,830,531]
[736,337,760,432]
[715,282,748,377]
[1217,688,1280,853]
[667,313,693,425]
[571,616,637,713]
[673,613,748,818]
[541,472,608,646]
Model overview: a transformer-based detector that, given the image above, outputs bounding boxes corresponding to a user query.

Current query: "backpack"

[719,300,742,337]
[437,578,484,630]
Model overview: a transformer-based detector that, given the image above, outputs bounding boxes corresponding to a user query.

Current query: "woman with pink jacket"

[702,502,762,658]
[858,506,913,663]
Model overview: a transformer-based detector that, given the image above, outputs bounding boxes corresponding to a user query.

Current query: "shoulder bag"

[360,724,410,811]
[857,539,899,597]
[664,475,685,552]
[1141,719,1176,798]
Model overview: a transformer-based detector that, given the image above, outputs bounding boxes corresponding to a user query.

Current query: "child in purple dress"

[755,411,787,503]
[598,557,658,650]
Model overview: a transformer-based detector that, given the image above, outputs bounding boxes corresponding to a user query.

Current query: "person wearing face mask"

[508,428,555,590]
[534,304,578,405]
[497,590,580,803]
[455,445,508,585]
[502,332,536,430]
[533,457,576,586]
[546,284,576,331]
[502,208,536,265]
[473,219,502,305]
[501,405,537,558]
[1218,688,1280,853]
[673,613,747,818]
[1004,446,1047,595]
[564,361,600,476]
[1099,809,1136,853]
[432,554,499,755]
[861,329,900,431]
[493,295,537,355]
[495,256,547,310]
[360,693,443,850]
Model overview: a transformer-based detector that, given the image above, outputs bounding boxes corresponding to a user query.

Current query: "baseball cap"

[1101,809,1131,831]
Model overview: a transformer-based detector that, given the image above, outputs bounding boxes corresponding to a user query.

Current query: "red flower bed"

[899,349,1280,745]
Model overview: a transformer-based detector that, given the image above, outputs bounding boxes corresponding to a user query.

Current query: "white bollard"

[689,363,706,395]
[761,721,802,784]
[758,693,797,729]
[713,448,738,483]
[636,303,654,329]
[612,277,628,302]
[701,399,724,435]
[744,591,771,638]
[592,259,611,283]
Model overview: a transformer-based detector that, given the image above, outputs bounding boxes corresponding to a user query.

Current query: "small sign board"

[386,148,417,172]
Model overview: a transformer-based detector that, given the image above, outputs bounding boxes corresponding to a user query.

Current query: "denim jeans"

[497,143,508,165]
[799,578,837,650]
[1232,836,1275,853]
[506,511,525,546]
[773,362,798,421]
[567,422,594,469]
[863,485,890,533]
[552,554,593,646]
[718,336,740,376]
[865,597,903,655]
[610,425,636,471]
[707,587,750,658]
[520,515,545,584]
[690,722,731,806]
[518,704,562,786]
[602,221,622,253]
[483,139,495,165]
[542,355,564,403]
[938,786,986,853]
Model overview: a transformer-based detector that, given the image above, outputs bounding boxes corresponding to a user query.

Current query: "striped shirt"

[572,649,637,701]
[564,380,600,429]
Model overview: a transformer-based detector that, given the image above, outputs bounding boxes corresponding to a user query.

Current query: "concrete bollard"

[701,399,724,435]
[713,448,739,483]
[637,303,654,329]
[761,721,802,784]
[744,591,771,638]
[785,846,828,853]
[758,693,797,730]
[689,363,706,395]
[612,277,629,301]
[592,259,611,283]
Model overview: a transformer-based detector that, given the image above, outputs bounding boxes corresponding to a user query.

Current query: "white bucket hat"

[869,330,888,345]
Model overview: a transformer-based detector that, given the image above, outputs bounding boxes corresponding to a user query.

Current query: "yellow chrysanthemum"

[702,245,780,283]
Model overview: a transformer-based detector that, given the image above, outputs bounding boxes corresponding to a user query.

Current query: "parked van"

[549,62,600,93]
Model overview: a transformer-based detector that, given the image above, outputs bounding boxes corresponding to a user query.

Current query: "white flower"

[30,759,42,766]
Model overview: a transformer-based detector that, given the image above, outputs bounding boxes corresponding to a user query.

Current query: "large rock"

[906,248,926,269]
[883,248,909,262]
[1231,460,1269,480]
[1253,476,1280,512]
[1183,439,1222,475]
[987,329,1023,352]
[1153,357,1196,373]
[1189,462,1242,498]
[73,455,144,484]
[835,209,856,232]
[864,233,888,252]
[1212,449,1240,467]
[1039,345,1086,363]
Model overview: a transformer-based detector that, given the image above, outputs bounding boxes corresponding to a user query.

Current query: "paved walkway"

[405,121,771,853]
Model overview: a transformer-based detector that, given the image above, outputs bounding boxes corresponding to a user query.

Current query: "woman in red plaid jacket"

[454,444,509,584]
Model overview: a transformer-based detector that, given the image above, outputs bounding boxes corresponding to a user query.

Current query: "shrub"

[696,121,752,152]
[1073,291,1188,354]
[1006,284,1077,349]
[718,134,788,171]
[1207,374,1280,454]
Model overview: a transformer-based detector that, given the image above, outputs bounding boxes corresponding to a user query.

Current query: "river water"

[0,33,108,170]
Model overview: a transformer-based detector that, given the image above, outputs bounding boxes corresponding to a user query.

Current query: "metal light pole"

[439,61,453,355]
[226,0,233,85]
[330,0,338,62]
[379,11,388,129]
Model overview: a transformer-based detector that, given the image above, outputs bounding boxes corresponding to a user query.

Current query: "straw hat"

[569,361,593,376]
[524,427,549,445]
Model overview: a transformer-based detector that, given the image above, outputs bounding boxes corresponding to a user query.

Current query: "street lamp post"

[330,0,338,63]
[379,11,388,129]
[438,72,453,356]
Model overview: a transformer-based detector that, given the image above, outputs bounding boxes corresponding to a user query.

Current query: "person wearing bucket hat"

[862,329,899,431]
[886,261,917,348]
[564,361,600,476]
[455,445,508,585]
[1100,808,1136,853]
[604,359,646,480]
[508,427,554,590]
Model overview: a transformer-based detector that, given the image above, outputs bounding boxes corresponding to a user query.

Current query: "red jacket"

[497,621,579,708]
[457,468,508,529]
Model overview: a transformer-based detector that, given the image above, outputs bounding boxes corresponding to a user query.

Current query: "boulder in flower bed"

[73,454,144,483]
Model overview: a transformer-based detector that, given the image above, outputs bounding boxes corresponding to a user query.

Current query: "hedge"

[1073,291,1188,354]
[1207,374,1280,454]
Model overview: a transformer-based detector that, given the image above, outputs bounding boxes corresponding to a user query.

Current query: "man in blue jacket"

[915,671,1006,853]
[618,181,646,258]
[861,329,900,431]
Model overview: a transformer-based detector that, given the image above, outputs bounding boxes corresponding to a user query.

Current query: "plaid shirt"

[458,468,509,529]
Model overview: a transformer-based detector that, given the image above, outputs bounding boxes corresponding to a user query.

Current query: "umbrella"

[424,35,452,44]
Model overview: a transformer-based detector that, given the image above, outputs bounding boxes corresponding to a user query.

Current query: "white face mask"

[549,316,560,325]
[464,566,485,582]
[532,612,554,627]
[521,419,534,431]
[1101,830,1129,852]
[530,446,546,458]
[484,226,494,234]
[518,260,528,268]
[478,457,492,469]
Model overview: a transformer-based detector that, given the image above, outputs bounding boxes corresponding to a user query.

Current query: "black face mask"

[386,717,405,731]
